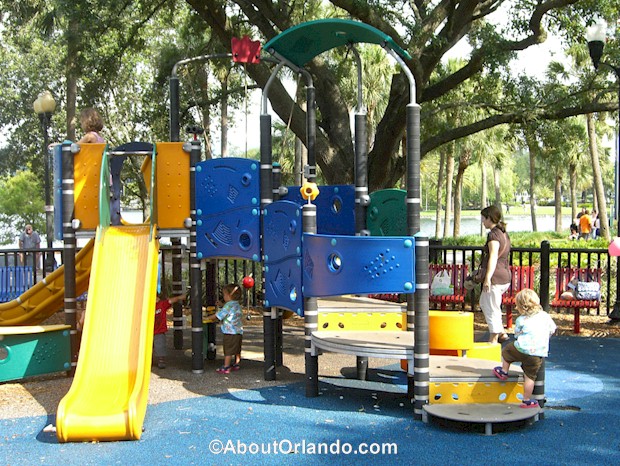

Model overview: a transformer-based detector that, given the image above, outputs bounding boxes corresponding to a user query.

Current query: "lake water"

[1,212,571,249]
[420,214,573,238]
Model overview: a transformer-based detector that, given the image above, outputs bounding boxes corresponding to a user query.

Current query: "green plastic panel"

[0,325,71,382]
[264,19,411,67]
[367,189,407,236]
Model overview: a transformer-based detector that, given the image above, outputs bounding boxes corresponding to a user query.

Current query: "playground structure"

[0,19,545,441]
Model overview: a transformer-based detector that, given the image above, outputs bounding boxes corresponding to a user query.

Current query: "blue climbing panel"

[302,234,415,297]
[263,201,304,315]
[282,185,355,235]
[195,158,261,261]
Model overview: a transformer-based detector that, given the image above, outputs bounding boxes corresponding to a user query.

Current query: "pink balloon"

[608,237,620,257]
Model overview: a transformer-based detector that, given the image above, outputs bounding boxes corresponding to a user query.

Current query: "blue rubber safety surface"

[2,336,620,465]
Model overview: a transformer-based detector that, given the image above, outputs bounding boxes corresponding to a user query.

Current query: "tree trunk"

[524,130,538,232]
[529,149,537,232]
[221,78,228,157]
[443,149,455,238]
[435,150,445,238]
[480,160,487,236]
[295,100,308,185]
[554,174,562,233]
[453,150,472,237]
[198,67,212,160]
[65,22,79,141]
[493,165,501,209]
[586,113,610,240]
[569,163,577,223]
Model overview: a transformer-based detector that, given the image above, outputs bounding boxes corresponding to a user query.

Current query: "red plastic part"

[231,36,261,64]
[242,276,255,289]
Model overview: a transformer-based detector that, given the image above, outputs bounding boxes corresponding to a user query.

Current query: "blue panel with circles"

[263,256,304,316]
[281,185,355,235]
[263,201,304,315]
[195,158,261,261]
[302,234,416,297]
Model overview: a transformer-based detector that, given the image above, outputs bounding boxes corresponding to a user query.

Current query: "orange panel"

[74,144,105,229]
[429,310,474,350]
[154,142,190,229]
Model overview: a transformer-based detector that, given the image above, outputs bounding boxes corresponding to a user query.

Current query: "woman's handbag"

[472,266,486,284]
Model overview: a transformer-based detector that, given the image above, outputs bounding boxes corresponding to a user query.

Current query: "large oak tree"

[185,0,619,189]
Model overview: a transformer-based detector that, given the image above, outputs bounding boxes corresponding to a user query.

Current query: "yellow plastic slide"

[0,240,94,326]
[56,224,159,442]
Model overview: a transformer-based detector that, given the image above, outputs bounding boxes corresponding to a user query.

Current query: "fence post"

[540,240,550,310]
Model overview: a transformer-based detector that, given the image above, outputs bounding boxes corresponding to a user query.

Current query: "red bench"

[502,265,536,329]
[429,264,468,311]
[550,267,602,334]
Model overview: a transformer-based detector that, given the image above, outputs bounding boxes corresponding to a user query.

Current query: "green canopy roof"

[263,19,411,67]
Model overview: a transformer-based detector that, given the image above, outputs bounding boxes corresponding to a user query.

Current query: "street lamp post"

[587,21,620,320]
[33,91,56,273]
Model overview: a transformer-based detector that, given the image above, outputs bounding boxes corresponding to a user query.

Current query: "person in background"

[204,283,244,374]
[575,207,586,235]
[154,292,186,369]
[77,107,105,143]
[579,209,592,240]
[493,289,556,408]
[592,210,600,239]
[479,205,511,344]
[19,224,41,269]
[568,223,579,241]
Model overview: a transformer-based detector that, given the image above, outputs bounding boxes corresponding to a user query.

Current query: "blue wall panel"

[302,234,415,297]
[263,201,303,315]
[195,158,261,261]
[282,185,355,235]
[264,258,304,316]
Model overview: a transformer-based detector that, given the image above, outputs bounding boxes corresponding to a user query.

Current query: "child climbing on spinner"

[493,288,556,408]
[154,292,186,369]
[204,283,243,374]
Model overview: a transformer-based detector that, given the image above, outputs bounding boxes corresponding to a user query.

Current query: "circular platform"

[423,402,541,435]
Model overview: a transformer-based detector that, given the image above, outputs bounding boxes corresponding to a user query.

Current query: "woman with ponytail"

[479,205,511,344]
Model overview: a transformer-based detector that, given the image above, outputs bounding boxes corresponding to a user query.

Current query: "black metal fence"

[430,240,612,315]
[1,241,614,316]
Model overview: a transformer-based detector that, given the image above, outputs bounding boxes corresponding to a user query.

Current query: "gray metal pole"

[61,143,78,374]
[189,139,204,373]
[303,202,319,397]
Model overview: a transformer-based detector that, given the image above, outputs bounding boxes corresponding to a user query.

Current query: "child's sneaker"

[493,366,508,381]
[216,366,231,374]
[231,364,240,371]
[520,399,539,409]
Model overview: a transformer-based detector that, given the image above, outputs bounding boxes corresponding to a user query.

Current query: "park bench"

[429,263,468,311]
[0,266,34,302]
[550,266,602,334]
[502,265,536,329]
